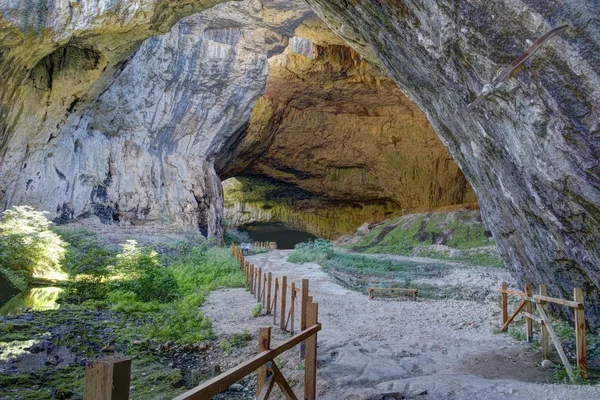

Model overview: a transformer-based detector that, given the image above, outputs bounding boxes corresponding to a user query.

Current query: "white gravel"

[204,250,600,400]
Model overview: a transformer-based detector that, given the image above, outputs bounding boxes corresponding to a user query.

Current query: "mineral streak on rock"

[303,0,600,326]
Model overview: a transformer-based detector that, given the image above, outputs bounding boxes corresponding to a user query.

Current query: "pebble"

[540,359,555,369]
[229,383,244,392]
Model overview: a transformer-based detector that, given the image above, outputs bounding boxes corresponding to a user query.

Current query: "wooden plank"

[369,287,418,293]
[539,285,549,360]
[257,327,271,397]
[501,282,508,326]
[174,324,321,400]
[368,288,374,300]
[521,311,542,324]
[496,288,527,297]
[304,302,318,400]
[83,357,131,400]
[574,288,588,379]
[250,265,255,295]
[256,374,275,400]
[500,300,526,332]
[280,276,287,330]
[532,295,583,309]
[266,272,272,314]
[536,303,576,382]
[271,362,298,400]
[525,283,533,342]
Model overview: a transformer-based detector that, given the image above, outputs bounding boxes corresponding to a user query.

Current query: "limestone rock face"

[0,0,309,238]
[303,0,600,325]
[221,19,477,237]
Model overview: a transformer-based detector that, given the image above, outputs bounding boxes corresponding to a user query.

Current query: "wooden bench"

[368,287,418,301]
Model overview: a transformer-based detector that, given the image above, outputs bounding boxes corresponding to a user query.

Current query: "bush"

[224,228,251,245]
[251,303,262,317]
[287,239,333,264]
[112,240,179,304]
[57,228,116,280]
[0,205,66,280]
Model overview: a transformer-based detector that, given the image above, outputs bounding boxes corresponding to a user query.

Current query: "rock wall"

[0,0,309,238]
[221,18,477,237]
[303,0,600,326]
[223,177,403,239]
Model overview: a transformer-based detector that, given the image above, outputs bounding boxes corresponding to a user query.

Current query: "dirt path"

[205,250,599,399]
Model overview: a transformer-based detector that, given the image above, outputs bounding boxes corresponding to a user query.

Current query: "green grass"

[288,240,460,299]
[347,211,502,267]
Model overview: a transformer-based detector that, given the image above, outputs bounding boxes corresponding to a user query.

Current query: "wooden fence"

[82,243,320,400]
[253,241,278,251]
[498,281,587,382]
[232,244,313,336]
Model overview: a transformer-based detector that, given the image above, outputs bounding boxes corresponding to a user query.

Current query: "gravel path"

[205,250,599,399]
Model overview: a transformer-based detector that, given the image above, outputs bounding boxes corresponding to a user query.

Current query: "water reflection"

[0,287,63,316]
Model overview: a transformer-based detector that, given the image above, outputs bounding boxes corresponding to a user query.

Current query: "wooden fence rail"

[498,281,587,382]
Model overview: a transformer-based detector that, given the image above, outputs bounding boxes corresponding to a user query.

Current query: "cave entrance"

[241,223,317,250]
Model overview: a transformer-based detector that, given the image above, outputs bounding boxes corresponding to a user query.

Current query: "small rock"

[229,384,244,392]
[356,223,370,236]
[540,359,555,369]
[100,345,114,353]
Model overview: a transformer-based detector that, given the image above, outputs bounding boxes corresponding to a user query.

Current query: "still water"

[0,274,63,316]
[243,223,317,250]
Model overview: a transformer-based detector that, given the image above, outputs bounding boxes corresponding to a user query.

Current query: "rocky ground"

[201,250,600,400]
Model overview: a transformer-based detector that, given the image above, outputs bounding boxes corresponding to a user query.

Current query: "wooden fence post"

[501,281,508,326]
[574,288,588,379]
[266,273,272,314]
[300,279,309,358]
[525,283,533,342]
[539,284,549,360]
[257,268,262,303]
[304,302,318,400]
[290,283,295,334]
[262,274,267,309]
[256,327,271,397]
[280,276,287,330]
[83,357,131,400]
[273,278,279,324]
[250,265,254,295]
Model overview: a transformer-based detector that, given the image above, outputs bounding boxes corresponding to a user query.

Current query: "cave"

[1,0,600,396]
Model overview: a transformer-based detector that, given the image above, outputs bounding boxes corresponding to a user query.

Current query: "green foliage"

[0,206,66,280]
[56,228,116,280]
[251,303,263,317]
[112,240,179,304]
[348,211,502,267]
[224,228,251,245]
[220,329,252,353]
[554,367,587,385]
[287,239,334,263]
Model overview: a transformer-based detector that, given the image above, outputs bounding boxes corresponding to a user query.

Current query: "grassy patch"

[347,211,502,267]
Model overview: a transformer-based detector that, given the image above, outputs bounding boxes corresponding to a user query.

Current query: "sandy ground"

[204,250,600,400]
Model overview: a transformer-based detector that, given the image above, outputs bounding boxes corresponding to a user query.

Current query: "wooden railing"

[498,281,587,382]
[82,243,320,400]
[233,244,313,335]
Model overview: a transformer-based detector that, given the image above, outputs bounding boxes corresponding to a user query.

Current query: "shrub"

[112,240,179,304]
[251,303,262,318]
[0,205,66,280]
[287,239,333,264]
[57,228,116,281]
[224,228,251,245]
